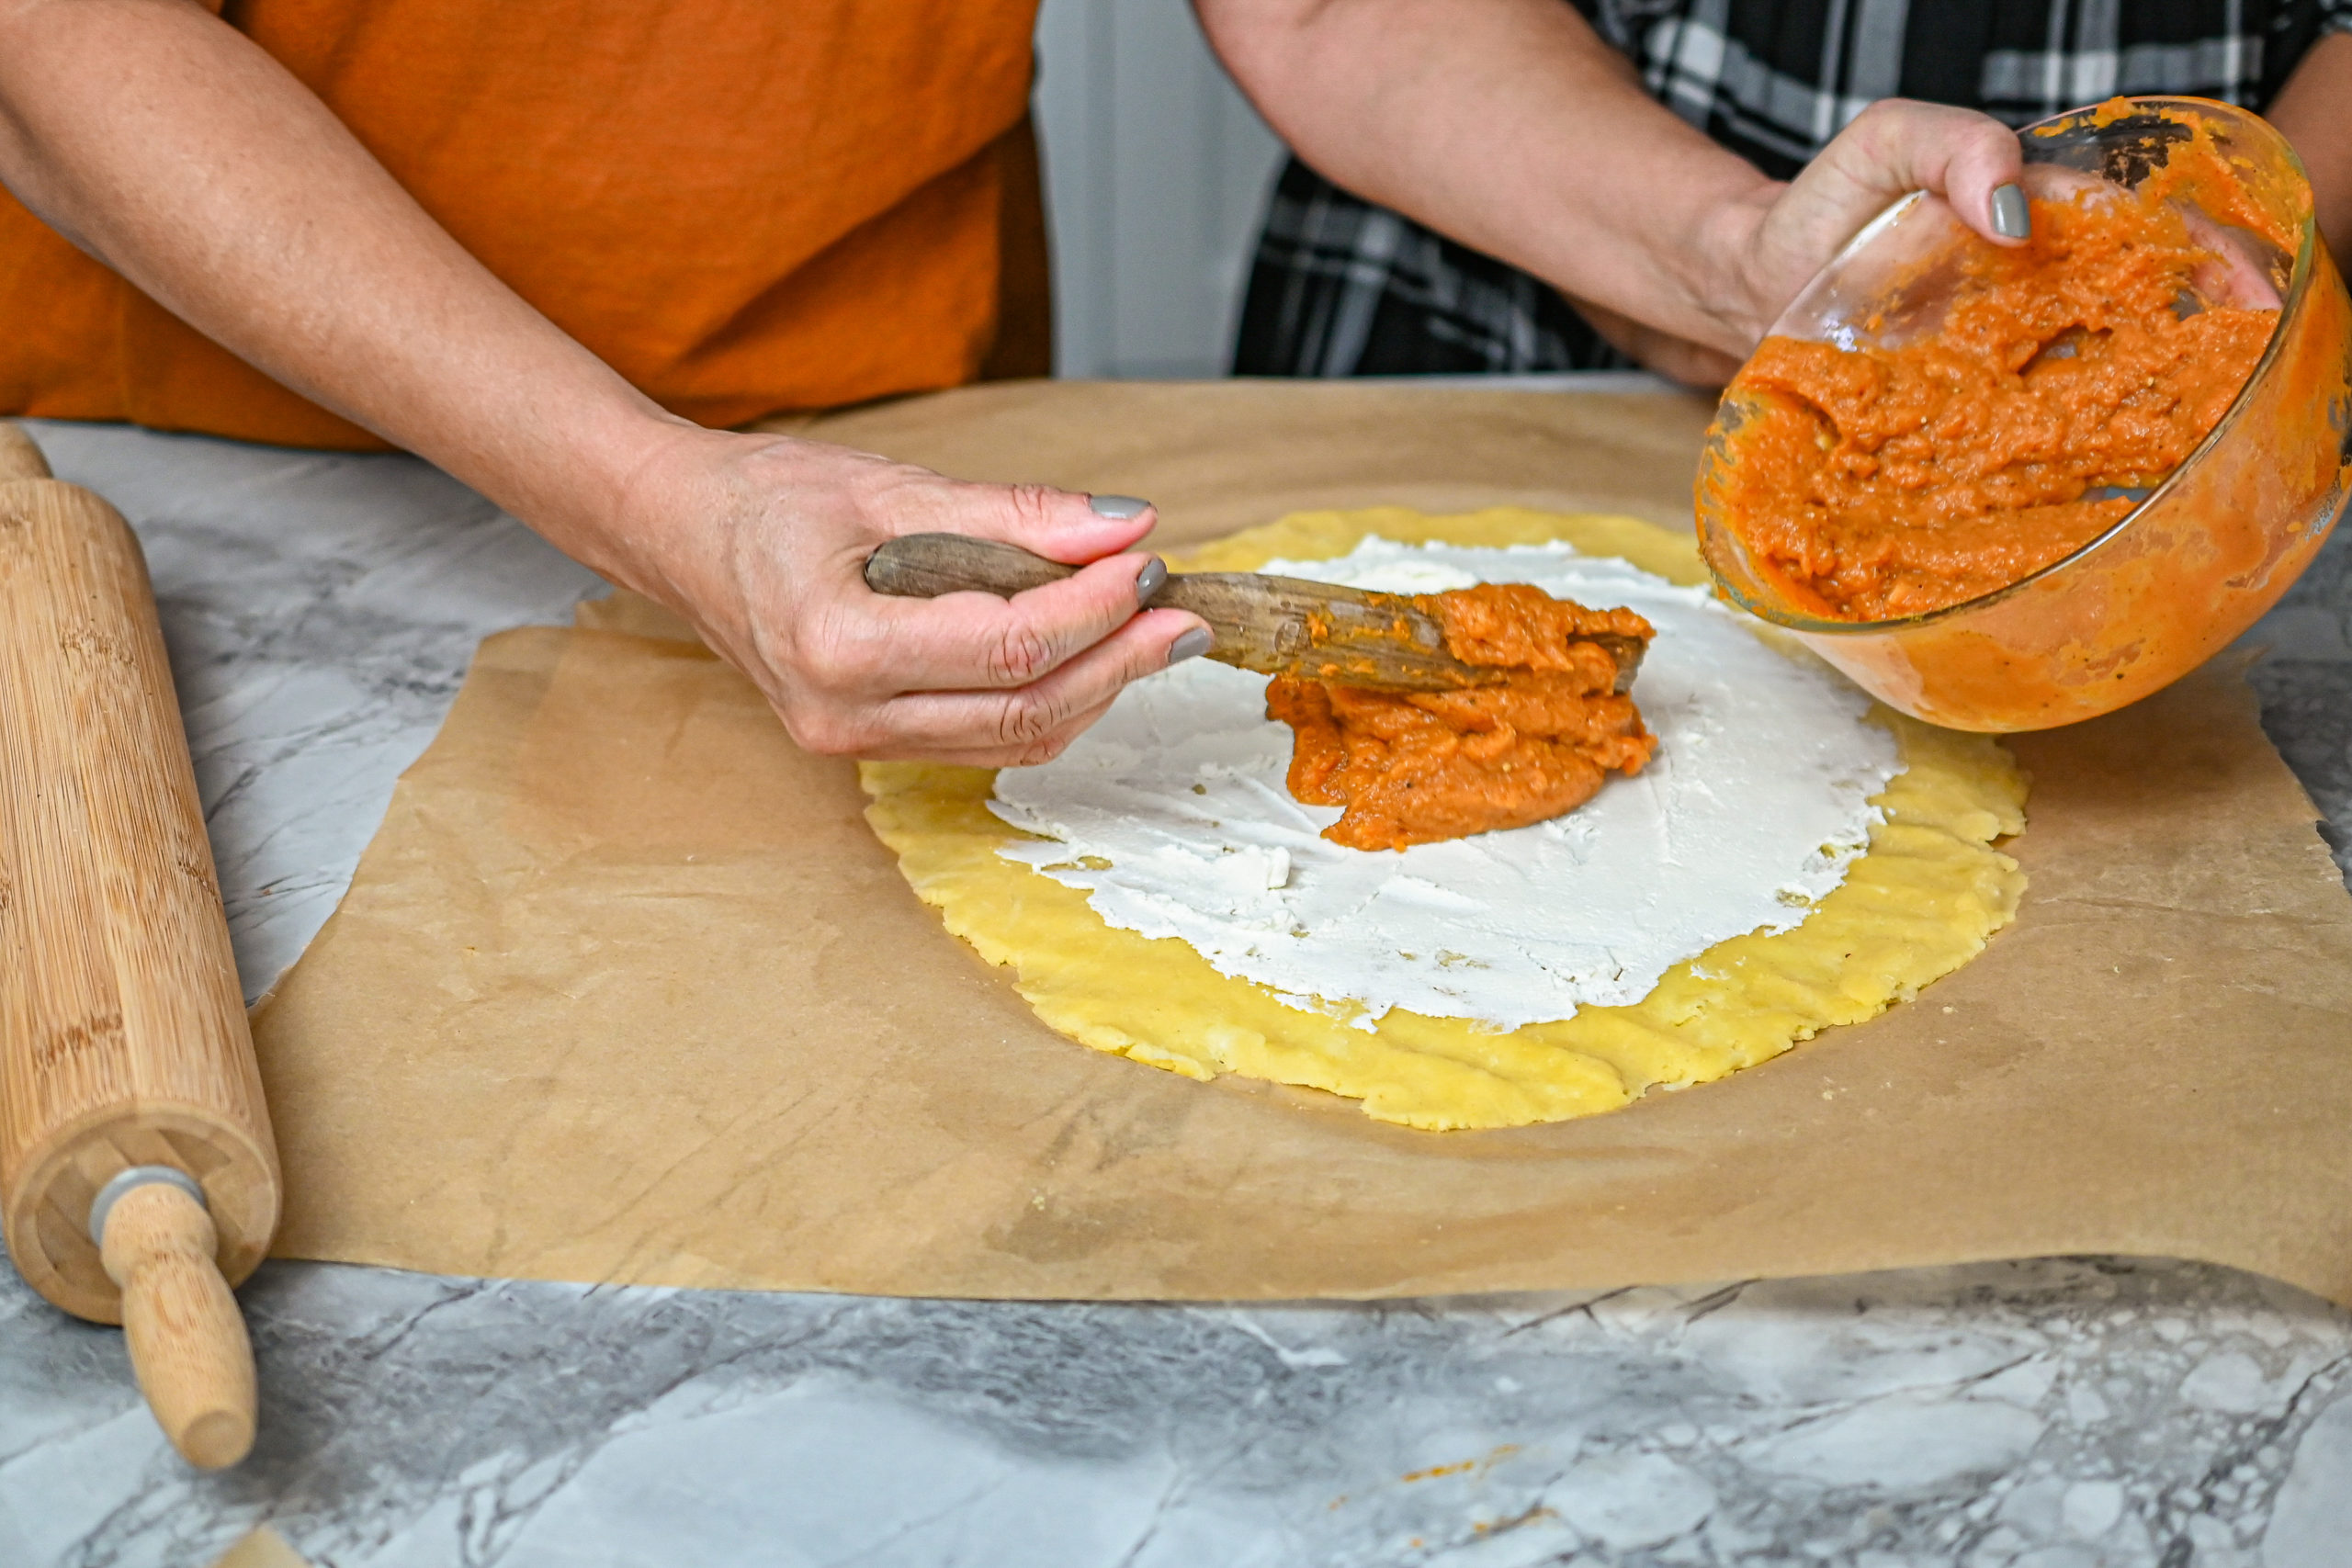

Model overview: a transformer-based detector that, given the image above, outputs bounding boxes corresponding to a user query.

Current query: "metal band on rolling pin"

[87,1167,209,1248]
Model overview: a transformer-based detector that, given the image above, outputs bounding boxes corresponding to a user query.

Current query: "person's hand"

[1559,102,2027,389]
[598,423,1211,767]
[1689,99,2029,364]
[0,0,1204,773]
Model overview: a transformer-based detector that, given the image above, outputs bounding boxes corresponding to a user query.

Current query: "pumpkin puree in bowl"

[1716,150,2284,622]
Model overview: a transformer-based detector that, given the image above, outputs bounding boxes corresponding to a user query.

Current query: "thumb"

[1799,99,2029,250]
[1738,100,2027,343]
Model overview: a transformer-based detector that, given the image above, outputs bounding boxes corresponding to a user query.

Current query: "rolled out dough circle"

[989,538,1902,1031]
[860,507,2028,1130]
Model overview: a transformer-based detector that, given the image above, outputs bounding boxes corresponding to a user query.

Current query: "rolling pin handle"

[0,419,51,481]
[95,1174,259,1470]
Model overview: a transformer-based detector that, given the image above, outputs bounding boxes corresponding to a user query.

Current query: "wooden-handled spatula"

[865,534,1644,693]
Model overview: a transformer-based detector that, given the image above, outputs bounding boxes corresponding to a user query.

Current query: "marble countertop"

[3,410,2348,1568]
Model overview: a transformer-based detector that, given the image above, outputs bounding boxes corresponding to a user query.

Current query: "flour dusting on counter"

[989,539,1899,1030]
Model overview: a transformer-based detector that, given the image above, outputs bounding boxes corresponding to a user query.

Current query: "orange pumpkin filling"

[1268,583,1657,851]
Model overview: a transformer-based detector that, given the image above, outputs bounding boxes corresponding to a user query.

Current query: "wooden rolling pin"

[865,533,1645,693]
[0,422,279,1470]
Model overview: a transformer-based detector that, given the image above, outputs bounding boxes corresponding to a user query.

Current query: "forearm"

[0,0,1206,765]
[1198,0,1780,354]
[0,0,681,577]
[2266,29,2352,272]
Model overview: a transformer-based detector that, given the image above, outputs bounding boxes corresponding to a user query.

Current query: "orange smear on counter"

[1268,584,1657,851]
[1717,112,2284,622]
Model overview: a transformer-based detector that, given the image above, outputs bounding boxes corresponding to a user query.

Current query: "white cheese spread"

[989,539,1899,1030]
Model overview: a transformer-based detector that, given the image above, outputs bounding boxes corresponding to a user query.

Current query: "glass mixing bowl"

[1694,96,2352,732]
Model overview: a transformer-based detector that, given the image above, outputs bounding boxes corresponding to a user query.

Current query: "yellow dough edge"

[860,507,2030,1132]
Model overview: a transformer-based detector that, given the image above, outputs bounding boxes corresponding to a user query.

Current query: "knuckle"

[790,634,854,695]
[1002,483,1059,533]
[781,705,865,758]
[1846,99,1903,152]
[1010,732,1074,766]
[792,608,877,694]
[986,620,1059,685]
[852,457,929,510]
[1972,118,2020,158]
[994,688,1066,749]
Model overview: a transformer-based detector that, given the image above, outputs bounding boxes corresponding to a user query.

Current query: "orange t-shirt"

[0,0,1046,449]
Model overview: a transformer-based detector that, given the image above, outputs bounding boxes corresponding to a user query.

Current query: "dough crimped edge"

[859,507,2029,1131]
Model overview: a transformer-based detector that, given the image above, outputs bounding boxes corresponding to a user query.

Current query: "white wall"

[1033,0,1288,379]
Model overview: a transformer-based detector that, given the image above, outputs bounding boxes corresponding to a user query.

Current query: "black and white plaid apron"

[1232,0,2352,377]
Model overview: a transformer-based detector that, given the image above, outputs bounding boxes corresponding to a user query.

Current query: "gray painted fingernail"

[1991,184,2030,240]
[1134,555,1168,604]
[1168,627,1212,666]
[1090,493,1151,519]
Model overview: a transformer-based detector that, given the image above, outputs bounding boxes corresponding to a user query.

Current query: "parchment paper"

[249,381,2352,1304]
